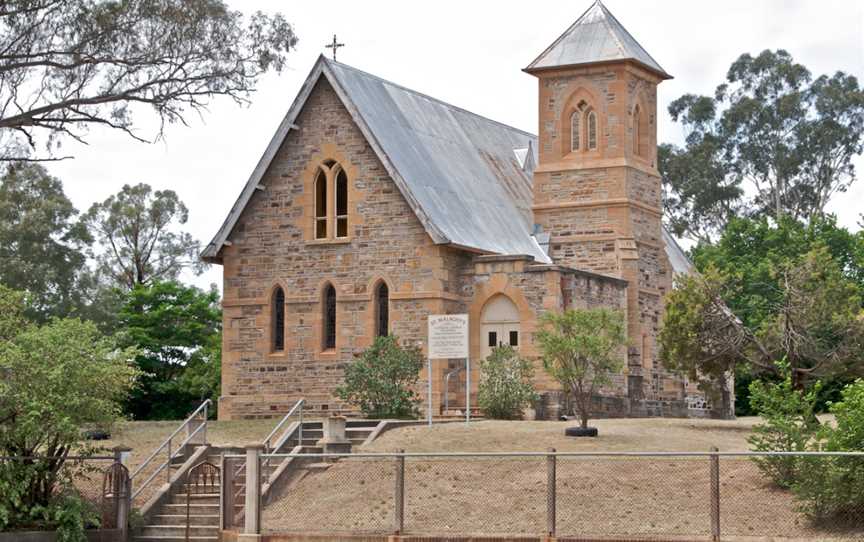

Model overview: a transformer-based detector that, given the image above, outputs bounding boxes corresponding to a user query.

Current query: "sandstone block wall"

[219,79,461,419]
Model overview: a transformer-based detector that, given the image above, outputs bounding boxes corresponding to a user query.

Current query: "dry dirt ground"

[364,417,760,453]
[263,418,861,541]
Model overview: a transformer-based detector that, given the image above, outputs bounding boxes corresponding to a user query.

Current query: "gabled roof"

[202,56,694,275]
[662,227,694,276]
[202,55,550,263]
[525,0,671,79]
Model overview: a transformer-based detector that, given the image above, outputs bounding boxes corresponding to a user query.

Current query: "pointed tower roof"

[525,0,671,79]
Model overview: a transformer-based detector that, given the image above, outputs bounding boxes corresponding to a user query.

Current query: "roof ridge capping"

[324,57,537,138]
[524,0,672,79]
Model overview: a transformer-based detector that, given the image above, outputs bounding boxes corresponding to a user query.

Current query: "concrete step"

[346,419,381,428]
[151,514,219,526]
[170,494,218,505]
[161,503,219,515]
[139,525,219,538]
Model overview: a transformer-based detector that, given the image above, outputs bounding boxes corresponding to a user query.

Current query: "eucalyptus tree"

[662,50,864,241]
[0,0,297,162]
[84,182,204,290]
[0,163,92,322]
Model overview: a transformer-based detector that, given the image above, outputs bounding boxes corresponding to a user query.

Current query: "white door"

[480,295,521,360]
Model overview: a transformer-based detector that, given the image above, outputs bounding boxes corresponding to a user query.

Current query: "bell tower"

[525,0,674,400]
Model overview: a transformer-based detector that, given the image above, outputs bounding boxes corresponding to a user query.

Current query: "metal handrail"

[263,398,304,455]
[129,399,211,500]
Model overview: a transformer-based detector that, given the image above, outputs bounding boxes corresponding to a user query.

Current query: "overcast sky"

[44,0,864,292]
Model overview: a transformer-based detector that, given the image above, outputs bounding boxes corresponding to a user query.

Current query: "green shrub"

[0,286,138,535]
[747,362,820,487]
[793,379,864,522]
[478,345,538,420]
[52,492,99,542]
[0,461,99,541]
[335,335,423,419]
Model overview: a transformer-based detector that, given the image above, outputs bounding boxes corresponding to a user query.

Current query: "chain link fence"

[0,455,128,530]
[250,451,864,540]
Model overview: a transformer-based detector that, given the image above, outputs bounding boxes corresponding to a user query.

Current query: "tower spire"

[524,1,671,79]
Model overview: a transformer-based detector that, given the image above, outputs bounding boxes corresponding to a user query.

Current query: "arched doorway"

[480,294,521,360]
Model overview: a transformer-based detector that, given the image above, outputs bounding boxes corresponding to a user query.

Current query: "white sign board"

[428,314,469,359]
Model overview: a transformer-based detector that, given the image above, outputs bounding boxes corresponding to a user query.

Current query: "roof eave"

[523,58,673,80]
[200,56,330,266]
[200,55,455,266]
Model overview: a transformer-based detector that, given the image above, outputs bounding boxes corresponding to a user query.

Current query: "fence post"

[240,445,263,541]
[113,446,132,542]
[547,448,556,537]
[709,446,721,542]
[220,454,230,530]
[395,449,405,534]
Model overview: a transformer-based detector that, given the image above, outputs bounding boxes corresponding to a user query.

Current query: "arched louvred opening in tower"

[587,110,598,151]
[633,105,641,157]
[323,283,336,350]
[335,167,348,238]
[375,281,389,337]
[570,111,581,152]
[314,168,327,239]
[272,286,285,352]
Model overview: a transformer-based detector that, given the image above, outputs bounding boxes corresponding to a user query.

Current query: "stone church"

[203,1,707,421]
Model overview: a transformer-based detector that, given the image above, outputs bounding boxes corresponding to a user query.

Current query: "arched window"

[570,111,581,152]
[314,169,327,239]
[587,111,598,151]
[323,283,336,350]
[272,287,285,352]
[633,105,641,157]
[375,282,389,337]
[335,168,348,238]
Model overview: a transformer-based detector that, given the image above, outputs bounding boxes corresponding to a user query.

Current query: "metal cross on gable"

[325,34,345,61]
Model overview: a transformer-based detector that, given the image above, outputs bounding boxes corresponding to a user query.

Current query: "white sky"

[44,0,864,292]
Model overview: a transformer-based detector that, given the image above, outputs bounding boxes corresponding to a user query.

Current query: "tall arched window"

[375,281,389,337]
[570,111,581,152]
[633,105,641,157]
[335,168,348,238]
[314,169,327,239]
[587,111,598,150]
[272,287,285,352]
[323,283,336,350]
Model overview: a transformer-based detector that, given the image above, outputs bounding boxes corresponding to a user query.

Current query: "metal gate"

[185,461,220,541]
[101,462,130,530]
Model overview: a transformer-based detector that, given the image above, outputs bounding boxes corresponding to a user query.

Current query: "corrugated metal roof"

[663,227,694,276]
[326,60,550,262]
[525,0,671,79]
[203,55,692,275]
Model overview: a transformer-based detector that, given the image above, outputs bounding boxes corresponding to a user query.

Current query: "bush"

[747,362,820,487]
[0,460,99,540]
[335,335,423,419]
[793,379,864,521]
[478,345,538,420]
[0,286,138,535]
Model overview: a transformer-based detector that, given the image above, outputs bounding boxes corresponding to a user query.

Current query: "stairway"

[133,419,381,540]
[133,480,219,541]
[133,448,224,542]
[291,419,379,449]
